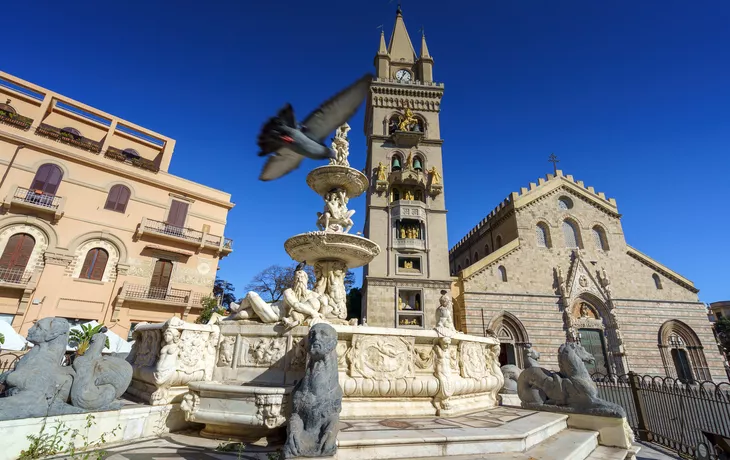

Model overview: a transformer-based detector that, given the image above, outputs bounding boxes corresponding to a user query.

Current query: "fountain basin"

[181,323,504,440]
[306,165,368,198]
[284,231,380,269]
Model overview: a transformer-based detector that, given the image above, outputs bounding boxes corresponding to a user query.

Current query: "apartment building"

[0,71,234,339]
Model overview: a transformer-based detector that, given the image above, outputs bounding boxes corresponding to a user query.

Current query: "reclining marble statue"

[211,261,351,327]
[0,317,132,421]
[517,341,626,418]
[283,323,342,458]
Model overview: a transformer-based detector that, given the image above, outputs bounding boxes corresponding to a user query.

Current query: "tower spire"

[387,4,416,63]
[378,29,388,55]
[420,28,430,58]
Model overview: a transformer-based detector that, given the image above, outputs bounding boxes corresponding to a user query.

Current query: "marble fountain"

[125,124,504,445]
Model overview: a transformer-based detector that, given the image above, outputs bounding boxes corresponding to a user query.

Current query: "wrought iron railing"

[12,186,62,210]
[592,372,730,459]
[123,283,202,305]
[35,123,102,153]
[104,146,159,173]
[223,238,233,249]
[0,350,26,374]
[143,218,204,243]
[0,109,33,131]
[204,233,222,247]
[0,267,33,284]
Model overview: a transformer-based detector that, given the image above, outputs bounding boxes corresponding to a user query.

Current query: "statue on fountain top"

[213,263,329,328]
[316,189,355,233]
[329,123,350,167]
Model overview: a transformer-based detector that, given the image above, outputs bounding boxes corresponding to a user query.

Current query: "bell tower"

[362,7,450,329]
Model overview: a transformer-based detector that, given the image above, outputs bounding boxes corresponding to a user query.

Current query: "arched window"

[558,196,573,210]
[562,220,580,248]
[413,156,423,171]
[484,244,490,255]
[498,265,507,282]
[653,273,663,290]
[474,252,479,262]
[105,184,131,213]
[391,188,400,202]
[495,235,503,249]
[592,226,609,250]
[391,154,402,171]
[457,264,461,272]
[465,257,470,266]
[79,248,109,281]
[536,223,549,248]
[61,127,82,137]
[0,233,35,282]
[30,163,63,195]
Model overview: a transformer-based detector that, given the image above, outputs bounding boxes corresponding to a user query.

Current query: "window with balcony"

[105,185,131,213]
[79,248,109,281]
[0,233,35,283]
[28,164,63,207]
[397,289,423,328]
[149,259,173,299]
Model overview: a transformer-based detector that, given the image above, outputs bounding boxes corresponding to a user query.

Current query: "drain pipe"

[0,143,25,191]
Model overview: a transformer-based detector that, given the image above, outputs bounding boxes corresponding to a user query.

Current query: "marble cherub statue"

[329,123,351,167]
[436,289,456,331]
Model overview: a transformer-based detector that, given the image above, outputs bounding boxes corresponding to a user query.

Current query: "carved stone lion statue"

[517,341,626,418]
[0,317,81,420]
[283,323,342,458]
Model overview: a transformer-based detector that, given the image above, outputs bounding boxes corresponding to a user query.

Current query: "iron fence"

[592,372,730,459]
[142,218,204,244]
[13,186,62,210]
[0,266,32,284]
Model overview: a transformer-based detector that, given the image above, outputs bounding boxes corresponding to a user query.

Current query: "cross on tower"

[548,153,559,175]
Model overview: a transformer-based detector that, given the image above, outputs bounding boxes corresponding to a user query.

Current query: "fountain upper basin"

[284,231,380,269]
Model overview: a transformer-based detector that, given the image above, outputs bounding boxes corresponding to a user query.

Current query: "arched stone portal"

[489,311,529,368]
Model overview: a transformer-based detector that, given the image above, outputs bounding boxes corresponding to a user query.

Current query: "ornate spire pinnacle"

[420,29,431,59]
[387,3,416,63]
[378,29,388,56]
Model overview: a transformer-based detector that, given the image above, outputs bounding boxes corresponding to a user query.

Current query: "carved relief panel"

[459,342,488,379]
[349,335,415,380]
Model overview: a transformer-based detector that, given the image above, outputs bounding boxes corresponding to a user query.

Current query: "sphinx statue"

[0,317,81,420]
[283,323,342,458]
[517,341,626,418]
[70,328,133,410]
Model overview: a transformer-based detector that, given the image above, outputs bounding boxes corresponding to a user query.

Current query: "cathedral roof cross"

[548,153,559,175]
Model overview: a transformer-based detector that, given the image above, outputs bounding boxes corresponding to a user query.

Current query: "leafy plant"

[20,414,120,460]
[197,296,227,324]
[215,440,246,460]
[0,332,4,346]
[69,324,109,356]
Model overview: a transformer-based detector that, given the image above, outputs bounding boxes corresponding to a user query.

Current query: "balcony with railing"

[35,123,102,153]
[114,282,203,321]
[390,200,427,221]
[2,186,65,221]
[393,238,426,251]
[0,108,33,131]
[137,218,233,254]
[0,267,34,288]
[104,146,159,173]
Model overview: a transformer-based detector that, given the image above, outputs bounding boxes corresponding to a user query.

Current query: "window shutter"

[167,200,189,227]
[0,234,35,273]
[30,164,63,195]
[150,260,173,289]
[89,249,108,281]
[104,186,121,211]
[116,186,130,212]
[79,250,96,279]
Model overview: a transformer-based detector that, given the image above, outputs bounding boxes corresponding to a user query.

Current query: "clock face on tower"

[395,69,412,83]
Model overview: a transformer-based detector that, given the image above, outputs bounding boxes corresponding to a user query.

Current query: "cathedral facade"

[449,171,726,382]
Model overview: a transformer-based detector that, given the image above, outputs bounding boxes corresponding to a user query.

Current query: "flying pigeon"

[257,73,373,181]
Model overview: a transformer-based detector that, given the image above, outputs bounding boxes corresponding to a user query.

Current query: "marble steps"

[335,412,570,460]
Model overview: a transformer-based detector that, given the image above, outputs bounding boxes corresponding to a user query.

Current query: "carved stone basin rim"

[188,381,292,395]
[284,232,381,269]
[306,165,368,198]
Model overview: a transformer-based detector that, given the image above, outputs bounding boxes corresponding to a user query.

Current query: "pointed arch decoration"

[658,319,711,382]
[489,311,530,368]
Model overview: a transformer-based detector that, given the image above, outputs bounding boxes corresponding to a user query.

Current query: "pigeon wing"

[259,147,304,181]
[302,74,373,142]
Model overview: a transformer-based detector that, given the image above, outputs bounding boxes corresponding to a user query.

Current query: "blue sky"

[2,0,728,302]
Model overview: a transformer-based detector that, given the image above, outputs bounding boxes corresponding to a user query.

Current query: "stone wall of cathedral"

[452,174,726,382]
